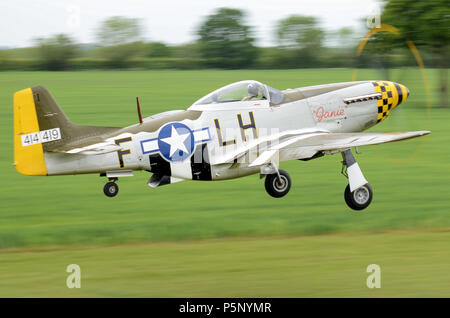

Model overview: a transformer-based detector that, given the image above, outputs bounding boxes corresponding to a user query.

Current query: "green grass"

[1,231,450,297]
[0,69,448,297]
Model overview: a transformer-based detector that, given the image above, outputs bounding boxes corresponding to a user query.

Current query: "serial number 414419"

[21,128,61,147]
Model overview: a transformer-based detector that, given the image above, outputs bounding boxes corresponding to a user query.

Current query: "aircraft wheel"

[104,182,119,197]
[344,183,372,210]
[265,169,291,198]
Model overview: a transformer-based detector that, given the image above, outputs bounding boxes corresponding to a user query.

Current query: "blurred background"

[0,0,449,297]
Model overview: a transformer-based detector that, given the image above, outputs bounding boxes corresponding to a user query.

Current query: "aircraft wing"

[210,128,329,164]
[249,130,430,167]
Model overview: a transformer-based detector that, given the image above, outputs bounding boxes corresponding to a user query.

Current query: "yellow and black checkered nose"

[372,81,409,123]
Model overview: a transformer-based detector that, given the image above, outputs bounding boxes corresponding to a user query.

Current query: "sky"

[0,0,381,48]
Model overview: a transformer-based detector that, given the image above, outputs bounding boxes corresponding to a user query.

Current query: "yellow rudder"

[13,88,47,176]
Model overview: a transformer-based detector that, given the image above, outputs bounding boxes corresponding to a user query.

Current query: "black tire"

[265,169,291,198]
[104,182,119,197]
[344,183,373,210]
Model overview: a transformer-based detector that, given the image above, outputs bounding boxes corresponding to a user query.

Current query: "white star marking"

[160,126,190,157]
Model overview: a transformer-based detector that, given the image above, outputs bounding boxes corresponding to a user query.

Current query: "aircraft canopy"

[193,80,285,106]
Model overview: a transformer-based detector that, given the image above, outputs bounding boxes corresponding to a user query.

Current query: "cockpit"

[191,80,285,107]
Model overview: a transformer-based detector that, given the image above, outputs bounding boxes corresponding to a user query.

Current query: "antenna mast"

[136,97,143,124]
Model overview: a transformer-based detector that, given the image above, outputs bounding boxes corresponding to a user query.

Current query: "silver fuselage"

[43,80,406,182]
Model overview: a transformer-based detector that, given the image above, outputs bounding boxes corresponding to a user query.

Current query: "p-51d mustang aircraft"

[14,79,429,210]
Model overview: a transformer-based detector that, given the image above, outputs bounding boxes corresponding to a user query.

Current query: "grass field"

[1,231,450,297]
[0,69,449,297]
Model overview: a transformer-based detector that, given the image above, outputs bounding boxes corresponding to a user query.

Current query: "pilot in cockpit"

[242,83,265,101]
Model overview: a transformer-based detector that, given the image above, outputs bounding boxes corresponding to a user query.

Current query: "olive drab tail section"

[14,86,124,176]
[13,86,77,176]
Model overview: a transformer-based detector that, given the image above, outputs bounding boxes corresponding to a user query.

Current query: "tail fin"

[14,87,49,175]
[13,86,119,176]
[29,85,75,138]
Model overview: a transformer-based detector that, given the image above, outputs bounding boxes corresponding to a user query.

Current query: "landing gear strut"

[341,149,373,210]
[103,178,119,197]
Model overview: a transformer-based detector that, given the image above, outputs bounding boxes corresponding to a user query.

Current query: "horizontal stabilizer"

[63,142,122,155]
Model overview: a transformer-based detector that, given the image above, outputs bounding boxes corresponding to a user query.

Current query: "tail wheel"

[344,183,373,210]
[265,169,291,198]
[104,182,119,197]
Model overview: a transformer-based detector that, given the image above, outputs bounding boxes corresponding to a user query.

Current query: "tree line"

[0,2,445,73]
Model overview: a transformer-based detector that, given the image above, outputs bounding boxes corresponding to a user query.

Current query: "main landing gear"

[103,178,119,197]
[262,164,292,198]
[341,149,373,210]
[261,150,373,210]
[265,169,291,198]
[344,183,373,210]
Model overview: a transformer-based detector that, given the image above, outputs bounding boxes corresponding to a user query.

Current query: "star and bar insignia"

[140,122,211,162]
